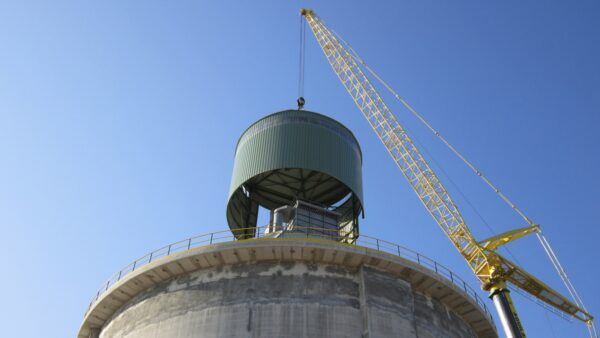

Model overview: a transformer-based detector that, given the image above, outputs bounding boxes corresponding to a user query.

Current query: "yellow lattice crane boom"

[300,8,594,338]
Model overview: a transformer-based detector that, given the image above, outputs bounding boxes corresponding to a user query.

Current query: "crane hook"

[297,97,305,110]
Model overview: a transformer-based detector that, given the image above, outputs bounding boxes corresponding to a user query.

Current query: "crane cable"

[325,27,594,332]
[297,15,306,108]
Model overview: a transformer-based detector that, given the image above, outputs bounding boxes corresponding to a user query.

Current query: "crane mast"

[300,8,594,338]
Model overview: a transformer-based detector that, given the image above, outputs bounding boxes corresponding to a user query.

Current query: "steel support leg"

[490,287,526,338]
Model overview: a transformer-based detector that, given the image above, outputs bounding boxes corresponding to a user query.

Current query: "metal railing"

[84,225,495,325]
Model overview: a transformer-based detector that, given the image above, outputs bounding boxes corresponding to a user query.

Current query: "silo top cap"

[226,109,364,236]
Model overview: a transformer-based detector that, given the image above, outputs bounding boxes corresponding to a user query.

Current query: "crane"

[300,8,595,338]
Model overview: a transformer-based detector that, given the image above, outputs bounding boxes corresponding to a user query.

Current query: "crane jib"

[300,7,595,338]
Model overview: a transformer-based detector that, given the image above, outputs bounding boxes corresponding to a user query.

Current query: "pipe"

[490,286,526,338]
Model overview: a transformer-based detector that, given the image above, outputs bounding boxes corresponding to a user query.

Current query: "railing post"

[434,261,438,273]
[188,238,192,250]
[117,270,122,281]
[210,233,214,244]
[397,245,401,256]
[450,271,454,283]
[376,238,380,251]
[167,245,171,255]
[463,281,467,293]
[132,261,136,271]
[105,280,110,291]
[417,253,421,264]
[149,252,153,263]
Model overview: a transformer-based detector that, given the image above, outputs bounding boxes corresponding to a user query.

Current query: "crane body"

[300,8,594,338]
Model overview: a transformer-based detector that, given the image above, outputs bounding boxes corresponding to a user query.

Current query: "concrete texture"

[79,240,497,338]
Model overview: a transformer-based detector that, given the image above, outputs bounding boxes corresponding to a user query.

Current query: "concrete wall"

[99,261,476,338]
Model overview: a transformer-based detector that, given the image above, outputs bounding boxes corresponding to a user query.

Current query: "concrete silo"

[78,110,497,338]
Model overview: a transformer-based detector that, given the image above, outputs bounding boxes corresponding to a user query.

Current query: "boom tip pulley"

[300,8,313,17]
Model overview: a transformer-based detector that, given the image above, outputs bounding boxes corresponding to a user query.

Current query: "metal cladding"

[226,110,363,239]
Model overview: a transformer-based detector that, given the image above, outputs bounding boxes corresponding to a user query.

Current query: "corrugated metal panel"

[229,110,363,203]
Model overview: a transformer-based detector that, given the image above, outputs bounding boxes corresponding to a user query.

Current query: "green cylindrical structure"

[226,110,364,240]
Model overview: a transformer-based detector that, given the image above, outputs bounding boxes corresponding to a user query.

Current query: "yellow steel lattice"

[301,8,593,327]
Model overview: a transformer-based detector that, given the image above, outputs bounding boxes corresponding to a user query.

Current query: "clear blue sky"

[1,1,598,337]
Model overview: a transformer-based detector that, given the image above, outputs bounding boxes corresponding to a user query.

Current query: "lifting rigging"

[299,8,595,338]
